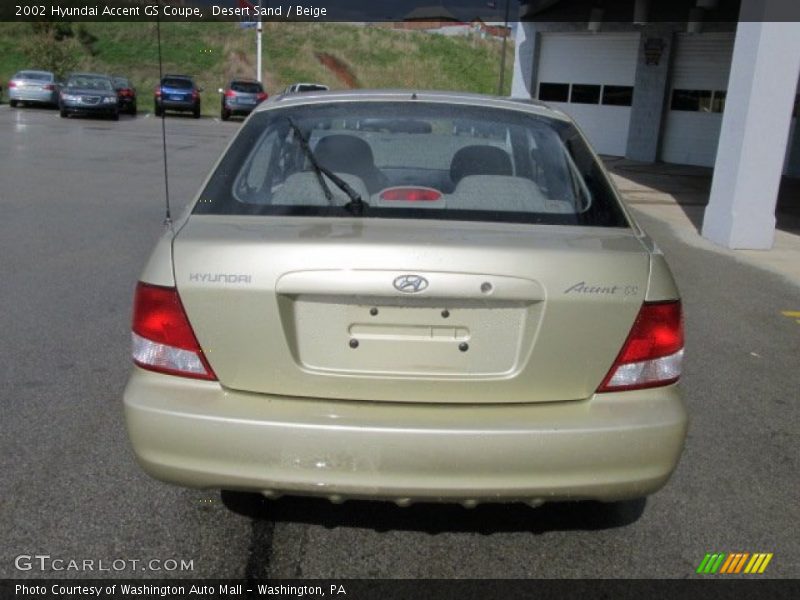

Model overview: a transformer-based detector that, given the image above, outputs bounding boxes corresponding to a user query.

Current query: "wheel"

[193,104,201,119]
[10,99,18,108]
[60,108,68,118]
[129,102,137,116]
[110,110,119,121]
[154,103,163,117]
[220,107,230,121]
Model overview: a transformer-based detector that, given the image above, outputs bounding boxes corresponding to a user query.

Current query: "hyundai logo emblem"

[393,274,429,293]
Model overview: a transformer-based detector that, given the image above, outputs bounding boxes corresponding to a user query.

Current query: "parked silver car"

[8,70,60,108]
[283,82,330,94]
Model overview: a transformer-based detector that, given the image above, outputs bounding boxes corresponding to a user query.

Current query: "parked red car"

[112,76,137,116]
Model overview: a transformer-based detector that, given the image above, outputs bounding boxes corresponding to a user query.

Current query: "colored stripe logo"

[696,553,773,574]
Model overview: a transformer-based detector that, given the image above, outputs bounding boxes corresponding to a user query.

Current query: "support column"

[702,19,800,249]
[511,22,538,98]
[625,25,674,162]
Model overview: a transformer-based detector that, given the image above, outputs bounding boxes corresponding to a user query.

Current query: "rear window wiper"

[286,118,368,215]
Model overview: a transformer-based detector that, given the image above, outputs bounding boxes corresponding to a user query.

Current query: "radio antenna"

[156,17,172,227]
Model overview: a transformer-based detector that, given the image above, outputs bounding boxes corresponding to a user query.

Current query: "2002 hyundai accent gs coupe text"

[123,90,688,508]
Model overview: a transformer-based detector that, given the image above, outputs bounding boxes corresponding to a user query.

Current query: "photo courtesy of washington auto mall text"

[14,583,347,598]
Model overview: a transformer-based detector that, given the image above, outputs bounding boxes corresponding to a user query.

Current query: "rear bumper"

[157,98,198,111]
[10,89,57,104]
[123,368,688,504]
[223,100,258,115]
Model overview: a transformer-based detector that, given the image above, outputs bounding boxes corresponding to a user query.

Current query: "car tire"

[582,498,647,527]
[111,110,119,121]
[220,490,270,518]
[10,99,18,108]
[59,108,68,118]
[129,103,137,116]
[154,104,163,117]
[221,108,230,121]
[193,104,201,119]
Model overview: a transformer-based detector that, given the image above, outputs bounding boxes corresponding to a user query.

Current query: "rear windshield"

[113,78,130,88]
[231,81,263,93]
[295,84,328,92]
[162,78,193,89]
[16,72,52,82]
[194,101,629,228]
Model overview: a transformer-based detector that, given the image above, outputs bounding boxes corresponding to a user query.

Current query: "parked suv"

[154,75,201,118]
[219,79,268,121]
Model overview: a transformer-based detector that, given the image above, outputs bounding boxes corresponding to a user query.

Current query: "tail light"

[191,89,199,100]
[154,87,162,97]
[9,81,17,88]
[380,187,442,202]
[224,89,236,98]
[43,84,55,91]
[131,282,216,381]
[119,88,132,97]
[597,300,683,392]
[257,92,268,101]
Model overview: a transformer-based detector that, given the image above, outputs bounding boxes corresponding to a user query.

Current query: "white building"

[511,0,800,249]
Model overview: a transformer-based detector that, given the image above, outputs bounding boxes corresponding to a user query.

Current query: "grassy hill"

[0,22,514,115]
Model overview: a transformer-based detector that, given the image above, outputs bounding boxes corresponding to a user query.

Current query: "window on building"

[601,85,634,106]
[539,83,638,107]
[670,89,729,113]
[711,91,726,113]
[538,82,570,102]
[570,84,601,104]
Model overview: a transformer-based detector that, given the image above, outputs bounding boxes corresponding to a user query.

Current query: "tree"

[22,23,82,80]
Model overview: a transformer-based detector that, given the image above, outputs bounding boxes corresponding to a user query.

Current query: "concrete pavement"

[607,157,800,288]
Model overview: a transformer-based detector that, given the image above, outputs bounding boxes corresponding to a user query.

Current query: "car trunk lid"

[173,216,650,404]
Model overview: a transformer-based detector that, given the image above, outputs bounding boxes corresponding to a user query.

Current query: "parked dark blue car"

[154,75,201,118]
[59,73,119,120]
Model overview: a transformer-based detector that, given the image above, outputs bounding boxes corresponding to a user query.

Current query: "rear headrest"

[450,175,547,212]
[450,145,513,185]
[314,134,389,193]
[314,135,376,174]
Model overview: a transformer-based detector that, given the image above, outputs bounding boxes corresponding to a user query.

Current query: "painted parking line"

[781,310,800,324]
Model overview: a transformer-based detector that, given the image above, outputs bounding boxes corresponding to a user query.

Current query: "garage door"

[536,32,640,156]
[660,32,735,167]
